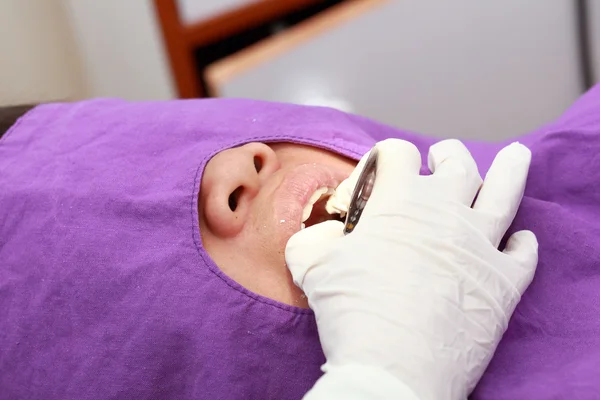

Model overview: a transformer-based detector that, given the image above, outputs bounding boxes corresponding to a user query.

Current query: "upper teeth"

[325,176,355,217]
[301,187,336,226]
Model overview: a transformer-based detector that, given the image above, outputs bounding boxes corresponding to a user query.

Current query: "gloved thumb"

[502,230,539,294]
[285,220,345,289]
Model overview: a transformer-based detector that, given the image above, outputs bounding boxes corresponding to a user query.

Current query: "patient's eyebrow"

[0,104,37,138]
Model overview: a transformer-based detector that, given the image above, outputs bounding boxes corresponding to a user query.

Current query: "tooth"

[301,204,313,222]
[326,179,354,215]
[301,223,306,229]
[301,187,328,222]
[308,187,328,205]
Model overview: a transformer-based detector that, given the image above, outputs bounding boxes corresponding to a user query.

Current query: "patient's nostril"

[228,186,243,212]
[253,156,263,173]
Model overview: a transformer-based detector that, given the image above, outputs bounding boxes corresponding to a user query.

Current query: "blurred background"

[1,0,599,140]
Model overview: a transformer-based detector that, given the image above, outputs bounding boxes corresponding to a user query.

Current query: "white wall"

[178,0,250,24]
[218,0,583,140]
[63,0,176,101]
[0,0,84,106]
[591,0,600,83]
[15,0,596,138]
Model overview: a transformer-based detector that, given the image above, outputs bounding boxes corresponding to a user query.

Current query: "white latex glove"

[286,139,538,400]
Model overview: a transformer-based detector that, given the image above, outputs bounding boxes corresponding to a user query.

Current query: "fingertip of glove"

[508,230,538,249]
[498,142,532,165]
[503,230,539,293]
[375,139,421,175]
[376,138,420,160]
[429,139,470,157]
[427,139,474,173]
[504,230,539,269]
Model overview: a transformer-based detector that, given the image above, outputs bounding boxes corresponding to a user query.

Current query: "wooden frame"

[153,0,325,98]
[205,0,385,96]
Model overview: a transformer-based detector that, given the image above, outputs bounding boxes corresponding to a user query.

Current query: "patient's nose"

[201,143,280,237]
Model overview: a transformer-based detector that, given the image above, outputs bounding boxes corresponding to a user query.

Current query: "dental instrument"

[343,147,378,235]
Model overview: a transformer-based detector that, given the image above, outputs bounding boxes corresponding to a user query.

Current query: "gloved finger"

[285,220,345,288]
[428,139,482,206]
[473,143,532,247]
[375,138,422,179]
[502,230,538,293]
[354,139,421,221]
[368,139,421,203]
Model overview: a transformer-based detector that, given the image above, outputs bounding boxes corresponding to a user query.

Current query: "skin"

[199,143,356,308]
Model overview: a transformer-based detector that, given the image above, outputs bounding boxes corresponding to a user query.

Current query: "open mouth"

[301,187,345,229]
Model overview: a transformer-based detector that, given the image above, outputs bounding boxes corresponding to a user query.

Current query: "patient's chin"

[204,226,310,309]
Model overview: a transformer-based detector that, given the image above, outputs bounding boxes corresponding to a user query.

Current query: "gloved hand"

[286,139,538,400]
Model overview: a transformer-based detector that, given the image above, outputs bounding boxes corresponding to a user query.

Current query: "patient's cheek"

[199,219,309,308]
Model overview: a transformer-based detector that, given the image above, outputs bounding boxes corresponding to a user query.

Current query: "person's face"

[199,143,356,308]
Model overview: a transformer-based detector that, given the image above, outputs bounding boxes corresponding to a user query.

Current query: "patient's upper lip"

[274,164,346,233]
